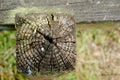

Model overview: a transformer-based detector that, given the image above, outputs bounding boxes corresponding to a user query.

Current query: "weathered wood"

[16,13,76,74]
[0,0,120,25]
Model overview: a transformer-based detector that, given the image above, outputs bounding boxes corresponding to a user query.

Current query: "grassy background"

[0,22,120,80]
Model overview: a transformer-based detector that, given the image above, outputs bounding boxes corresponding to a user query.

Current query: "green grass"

[0,22,120,80]
[0,31,15,80]
[0,31,28,80]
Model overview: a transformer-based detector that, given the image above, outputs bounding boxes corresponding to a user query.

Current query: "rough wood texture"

[16,13,76,74]
[1,0,120,25]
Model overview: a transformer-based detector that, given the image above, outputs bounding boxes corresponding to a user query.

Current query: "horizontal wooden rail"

[0,0,120,30]
[0,0,120,25]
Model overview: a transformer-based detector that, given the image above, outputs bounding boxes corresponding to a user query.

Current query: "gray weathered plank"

[0,0,120,25]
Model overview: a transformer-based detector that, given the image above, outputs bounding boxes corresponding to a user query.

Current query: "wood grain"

[16,13,76,74]
[0,0,120,25]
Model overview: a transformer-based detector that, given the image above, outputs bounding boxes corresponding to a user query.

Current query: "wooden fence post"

[15,13,76,75]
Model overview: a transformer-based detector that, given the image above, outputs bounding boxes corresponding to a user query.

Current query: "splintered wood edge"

[15,12,75,30]
[3,7,74,25]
